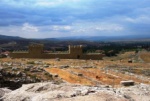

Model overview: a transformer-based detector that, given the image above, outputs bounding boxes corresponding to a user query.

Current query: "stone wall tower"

[69,45,83,59]
[29,44,44,54]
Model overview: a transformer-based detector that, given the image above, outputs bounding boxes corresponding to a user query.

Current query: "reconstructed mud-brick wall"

[9,44,104,60]
[29,44,44,54]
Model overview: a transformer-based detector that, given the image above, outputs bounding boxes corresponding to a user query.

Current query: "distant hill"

[45,35,150,42]
[0,34,150,42]
[0,35,23,40]
[0,34,150,51]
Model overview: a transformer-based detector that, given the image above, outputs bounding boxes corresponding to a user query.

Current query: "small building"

[9,44,104,60]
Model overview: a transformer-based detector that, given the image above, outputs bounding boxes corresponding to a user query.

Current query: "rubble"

[0,63,53,90]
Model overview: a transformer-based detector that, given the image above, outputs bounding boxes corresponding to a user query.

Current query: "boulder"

[55,58,60,61]
[53,74,58,77]
[120,80,135,86]
[77,73,83,76]
[0,73,2,79]
[16,71,22,77]
[24,66,30,71]
[12,67,18,71]
[0,67,3,72]
[59,65,69,69]
[10,71,16,77]
[128,59,132,63]
[43,65,49,68]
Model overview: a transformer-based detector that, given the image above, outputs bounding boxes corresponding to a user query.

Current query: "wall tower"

[69,45,83,59]
[29,44,44,54]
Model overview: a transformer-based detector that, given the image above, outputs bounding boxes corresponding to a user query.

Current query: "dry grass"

[140,52,150,62]
[45,68,94,85]
[103,51,135,61]
[67,68,121,85]
[1,52,150,87]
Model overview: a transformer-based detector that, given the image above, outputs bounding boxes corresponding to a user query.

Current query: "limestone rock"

[0,88,11,98]
[1,82,150,101]
[120,80,135,86]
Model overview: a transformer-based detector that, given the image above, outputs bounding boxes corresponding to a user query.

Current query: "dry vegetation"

[45,68,94,85]
[1,51,150,88]
[140,51,150,62]
[43,51,150,86]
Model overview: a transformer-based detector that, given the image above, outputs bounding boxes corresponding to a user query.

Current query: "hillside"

[0,35,23,40]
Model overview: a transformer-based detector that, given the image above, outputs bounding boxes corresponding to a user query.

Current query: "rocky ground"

[0,60,62,90]
[0,51,150,101]
[0,82,150,101]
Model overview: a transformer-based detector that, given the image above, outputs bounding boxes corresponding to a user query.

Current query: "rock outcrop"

[0,88,11,98]
[1,82,150,101]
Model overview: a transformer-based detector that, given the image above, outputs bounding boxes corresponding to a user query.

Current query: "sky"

[0,0,150,38]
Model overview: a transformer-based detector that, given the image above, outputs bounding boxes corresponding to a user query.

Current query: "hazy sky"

[0,0,150,38]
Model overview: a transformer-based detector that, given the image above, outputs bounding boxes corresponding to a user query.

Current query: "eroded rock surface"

[1,82,150,101]
[0,88,11,98]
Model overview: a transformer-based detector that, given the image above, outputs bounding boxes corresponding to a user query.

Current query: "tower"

[69,45,83,59]
[29,44,44,54]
